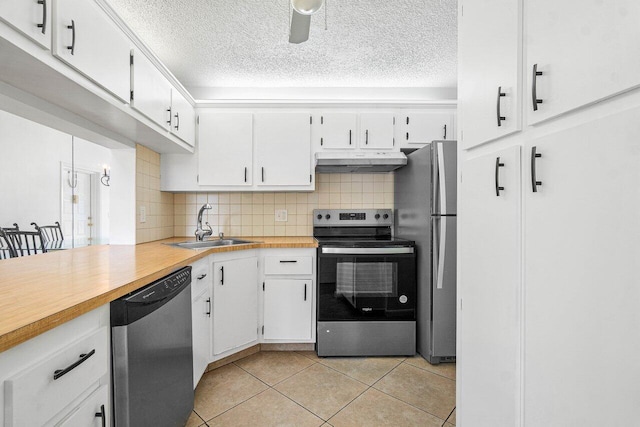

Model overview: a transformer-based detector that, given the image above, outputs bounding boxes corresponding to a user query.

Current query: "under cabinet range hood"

[315,151,407,173]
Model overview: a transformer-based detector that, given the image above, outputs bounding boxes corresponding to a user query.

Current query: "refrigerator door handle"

[435,217,447,289]
[436,143,447,214]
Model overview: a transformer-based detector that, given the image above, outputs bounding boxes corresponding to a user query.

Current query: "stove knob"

[383,214,389,219]
[375,214,380,219]
[317,214,322,220]
[325,214,331,220]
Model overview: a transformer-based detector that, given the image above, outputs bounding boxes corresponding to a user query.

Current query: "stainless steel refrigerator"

[394,141,457,364]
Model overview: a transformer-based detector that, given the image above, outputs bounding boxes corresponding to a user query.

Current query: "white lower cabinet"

[212,255,258,356]
[261,249,316,343]
[191,257,211,387]
[0,306,110,427]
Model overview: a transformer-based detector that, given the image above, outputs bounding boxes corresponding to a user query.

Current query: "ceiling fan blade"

[289,10,311,44]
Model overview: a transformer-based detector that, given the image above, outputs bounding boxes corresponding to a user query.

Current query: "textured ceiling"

[106,0,457,90]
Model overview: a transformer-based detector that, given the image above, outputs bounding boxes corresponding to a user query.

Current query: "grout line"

[403,357,457,381]
[204,388,272,424]
[271,384,329,423]
[443,405,456,426]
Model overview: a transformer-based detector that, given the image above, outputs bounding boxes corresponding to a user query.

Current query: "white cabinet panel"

[130,47,172,129]
[198,112,253,186]
[52,0,131,102]
[264,256,313,275]
[525,0,640,125]
[0,0,51,49]
[403,112,454,144]
[255,113,312,186]
[459,0,521,148]
[191,258,211,387]
[458,146,521,427]
[263,279,312,340]
[57,384,109,427]
[212,256,258,355]
[170,89,195,147]
[359,113,395,149]
[317,113,356,149]
[523,109,640,426]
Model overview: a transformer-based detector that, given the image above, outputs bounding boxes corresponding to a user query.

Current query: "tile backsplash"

[136,145,174,243]
[173,173,394,237]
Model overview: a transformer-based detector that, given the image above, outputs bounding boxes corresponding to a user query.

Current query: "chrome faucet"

[195,204,213,241]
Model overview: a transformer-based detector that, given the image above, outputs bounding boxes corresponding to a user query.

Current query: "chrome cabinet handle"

[531,146,542,192]
[166,107,172,126]
[37,0,46,34]
[53,349,95,380]
[532,64,544,111]
[66,20,75,55]
[495,157,505,196]
[95,404,106,427]
[497,87,506,126]
[174,112,180,130]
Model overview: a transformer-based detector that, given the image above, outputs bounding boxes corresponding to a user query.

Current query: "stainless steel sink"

[168,239,255,249]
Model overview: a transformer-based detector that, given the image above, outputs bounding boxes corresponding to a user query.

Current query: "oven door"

[317,246,416,321]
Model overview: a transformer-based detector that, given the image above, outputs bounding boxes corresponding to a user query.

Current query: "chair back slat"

[0,230,16,259]
[31,222,64,242]
[3,229,47,256]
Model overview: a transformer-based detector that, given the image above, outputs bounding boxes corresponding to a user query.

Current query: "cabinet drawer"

[57,384,109,427]
[264,256,313,275]
[4,327,109,427]
[191,259,210,298]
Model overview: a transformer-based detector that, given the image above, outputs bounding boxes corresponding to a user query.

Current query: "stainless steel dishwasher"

[111,266,194,427]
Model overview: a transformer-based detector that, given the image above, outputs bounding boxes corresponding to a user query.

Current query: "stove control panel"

[313,209,393,227]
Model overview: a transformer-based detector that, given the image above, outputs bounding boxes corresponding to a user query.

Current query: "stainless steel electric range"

[314,209,417,357]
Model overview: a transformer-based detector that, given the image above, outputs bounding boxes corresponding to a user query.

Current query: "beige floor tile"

[403,356,456,380]
[275,363,368,420]
[185,411,206,427]
[328,388,444,427]
[207,389,323,427]
[318,357,404,386]
[194,363,268,421]
[297,350,322,361]
[235,351,316,386]
[373,363,455,420]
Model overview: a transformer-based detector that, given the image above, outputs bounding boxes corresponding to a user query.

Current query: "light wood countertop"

[0,236,317,353]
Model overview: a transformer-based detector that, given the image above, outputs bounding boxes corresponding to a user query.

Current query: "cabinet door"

[524,109,640,426]
[212,257,258,355]
[57,384,109,427]
[263,279,312,340]
[130,48,172,129]
[458,146,521,426]
[52,0,131,102]
[170,89,196,147]
[360,113,395,149]
[458,0,521,148]
[0,0,51,49]
[192,289,211,387]
[404,112,453,144]
[255,113,311,186]
[525,0,640,125]
[318,113,356,149]
[198,112,253,186]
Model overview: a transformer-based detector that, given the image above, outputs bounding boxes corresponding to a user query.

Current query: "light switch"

[275,209,288,222]
[140,206,146,223]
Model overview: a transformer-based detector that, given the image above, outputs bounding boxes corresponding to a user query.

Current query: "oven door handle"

[321,247,414,255]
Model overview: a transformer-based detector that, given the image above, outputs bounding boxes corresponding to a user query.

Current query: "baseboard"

[260,343,315,351]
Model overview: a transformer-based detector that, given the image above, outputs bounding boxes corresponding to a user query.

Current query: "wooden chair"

[31,221,64,242]
[2,229,47,257]
[0,230,16,259]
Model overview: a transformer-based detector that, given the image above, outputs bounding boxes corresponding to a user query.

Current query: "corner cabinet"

[52,0,131,102]
[0,0,51,49]
[211,254,258,357]
[255,113,312,186]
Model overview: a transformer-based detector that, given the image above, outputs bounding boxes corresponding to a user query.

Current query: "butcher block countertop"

[0,236,317,353]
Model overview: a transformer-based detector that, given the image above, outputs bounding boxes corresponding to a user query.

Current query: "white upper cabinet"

[458,0,521,149]
[525,0,640,125]
[52,0,131,102]
[316,113,357,149]
[359,113,395,149]
[255,113,312,186]
[198,112,253,186]
[0,0,51,49]
[402,112,455,145]
[458,146,521,426]
[130,47,172,129]
[170,88,196,146]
